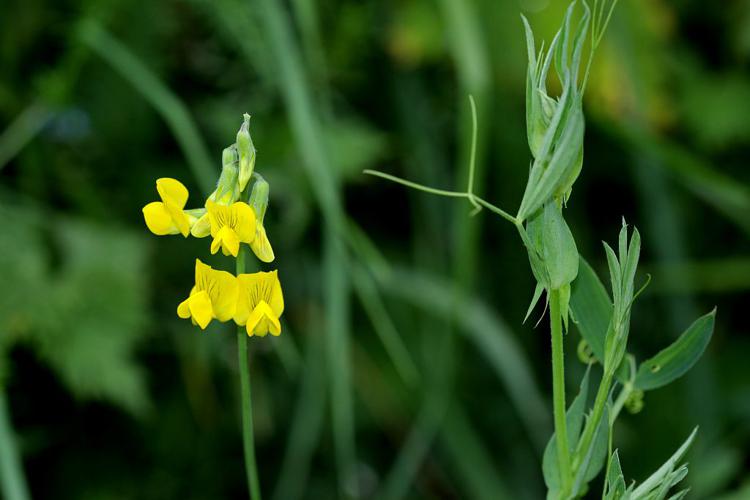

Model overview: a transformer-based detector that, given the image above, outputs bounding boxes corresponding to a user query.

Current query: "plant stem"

[572,369,612,474]
[236,248,262,500]
[549,289,572,496]
[0,387,30,500]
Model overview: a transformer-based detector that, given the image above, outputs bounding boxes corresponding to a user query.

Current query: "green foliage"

[0,202,150,415]
[634,310,716,391]
[570,257,611,363]
[0,0,745,498]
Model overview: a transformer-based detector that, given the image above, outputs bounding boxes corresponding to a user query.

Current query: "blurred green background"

[1,0,749,498]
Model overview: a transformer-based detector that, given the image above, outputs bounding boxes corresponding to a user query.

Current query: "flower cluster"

[142,114,284,336]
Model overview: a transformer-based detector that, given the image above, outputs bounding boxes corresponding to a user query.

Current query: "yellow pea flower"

[142,178,193,237]
[206,200,257,257]
[234,270,284,337]
[248,176,275,263]
[177,259,239,329]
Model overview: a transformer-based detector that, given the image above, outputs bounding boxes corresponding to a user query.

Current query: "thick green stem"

[237,248,262,500]
[0,387,30,500]
[549,289,572,496]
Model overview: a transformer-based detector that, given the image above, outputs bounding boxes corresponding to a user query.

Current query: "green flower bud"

[237,113,256,192]
[524,201,579,291]
[518,4,589,222]
[625,389,644,414]
[247,173,275,263]
[577,339,595,364]
[209,145,240,205]
[248,173,269,222]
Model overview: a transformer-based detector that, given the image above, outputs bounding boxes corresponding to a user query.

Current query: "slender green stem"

[237,248,262,500]
[610,382,632,424]
[572,369,612,474]
[363,170,517,225]
[0,387,30,500]
[549,289,572,496]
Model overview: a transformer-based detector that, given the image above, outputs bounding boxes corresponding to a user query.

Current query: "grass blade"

[77,20,215,195]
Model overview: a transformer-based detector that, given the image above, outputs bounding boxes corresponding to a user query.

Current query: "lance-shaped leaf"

[631,428,697,499]
[570,257,611,362]
[604,451,628,500]
[634,309,716,391]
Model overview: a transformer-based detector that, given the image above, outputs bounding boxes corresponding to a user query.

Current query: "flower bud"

[210,145,240,205]
[248,173,269,222]
[625,389,645,414]
[237,113,256,192]
[248,173,275,263]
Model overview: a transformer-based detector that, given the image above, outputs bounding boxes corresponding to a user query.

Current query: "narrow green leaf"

[604,451,627,500]
[570,257,612,362]
[635,310,716,391]
[632,428,698,498]
[578,403,609,486]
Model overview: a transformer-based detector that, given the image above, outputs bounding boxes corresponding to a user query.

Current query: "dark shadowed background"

[1,0,749,498]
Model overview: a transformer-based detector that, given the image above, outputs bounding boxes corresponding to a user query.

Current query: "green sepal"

[236,113,256,192]
[524,282,546,324]
[541,202,579,290]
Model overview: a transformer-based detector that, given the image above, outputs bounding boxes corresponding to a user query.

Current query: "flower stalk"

[237,246,262,500]
[142,114,283,500]
[549,288,572,496]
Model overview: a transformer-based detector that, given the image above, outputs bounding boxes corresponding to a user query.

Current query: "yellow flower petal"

[245,301,281,337]
[143,202,179,235]
[194,259,238,322]
[177,298,191,319]
[210,271,239,323]
[190,213,211,238]
[156,178,189,208]
[152,178,191,237]
[250,224,275,263]
[232,202,256,243]
[234,270,284,334]
[206,200,256,251]
[187,290,213,329]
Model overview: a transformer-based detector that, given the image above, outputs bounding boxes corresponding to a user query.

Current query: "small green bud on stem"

[237,113,256,192]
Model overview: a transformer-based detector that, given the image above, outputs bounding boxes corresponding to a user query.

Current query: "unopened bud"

[237,113,256,192]
[248,173,269,222]
[625,389,644,414]
[210,145,240,205]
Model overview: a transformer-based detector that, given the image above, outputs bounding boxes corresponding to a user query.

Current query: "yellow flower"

[234,270,284,336]
[177,259,239,329]
[142,178,193,237]
[206,200,257,257]
[250,224,275,263]
[248,176,275,263]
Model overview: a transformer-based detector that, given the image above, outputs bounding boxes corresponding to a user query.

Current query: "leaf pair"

[569,248,715,392]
